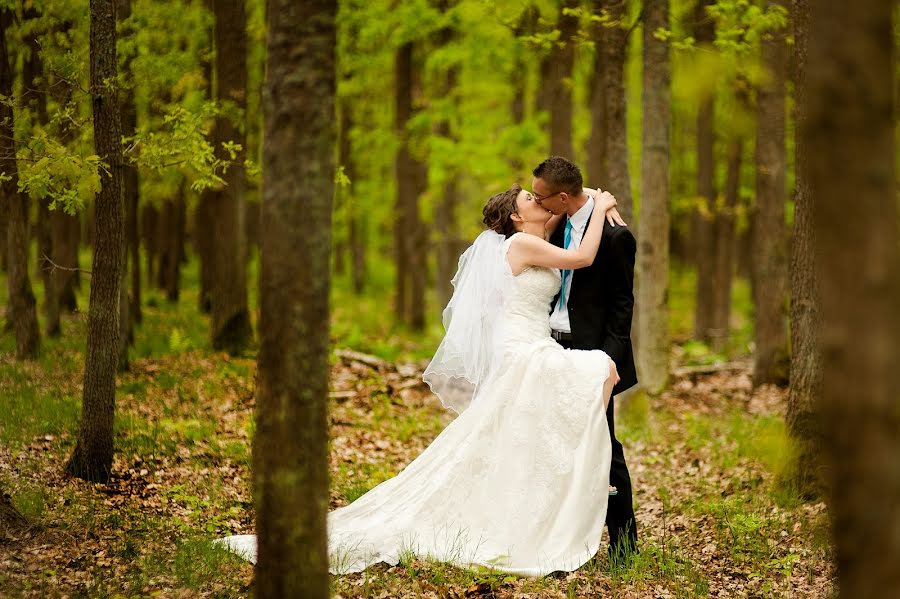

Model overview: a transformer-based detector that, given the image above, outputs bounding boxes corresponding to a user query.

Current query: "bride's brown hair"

[482,183,522,239]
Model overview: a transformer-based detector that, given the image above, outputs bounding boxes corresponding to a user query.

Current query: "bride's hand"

[595,190,617,213]
[586,187,627,226]
[605,206,627,227]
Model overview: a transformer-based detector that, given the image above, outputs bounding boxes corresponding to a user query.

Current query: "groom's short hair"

[533,156,583,196]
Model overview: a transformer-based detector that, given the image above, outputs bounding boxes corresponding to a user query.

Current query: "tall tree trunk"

[0,9,40,359]
[597,0,633,222]
[435,11,458,311]
[752,0,789,386]
[394,42,427,330]
[692,0,716,344]
[710,136,741,351]
[167,182,186,302]
[66,0,125,483]
[786,0,823,499]
[806,0,898,594]
[340,106,365,295]
[46,21,81,315]
[636,0,670,395]
[255,0,334,594]
[23,6,61,337]
[587,36,609,186]
[210,0,252,353]
[118,0,141,325]
[548,0,578,158]
[141,203,157,287]
[196,0,215,314]
[51,211,80,313]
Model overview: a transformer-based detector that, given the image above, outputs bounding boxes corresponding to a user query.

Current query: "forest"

[0,0,897,597]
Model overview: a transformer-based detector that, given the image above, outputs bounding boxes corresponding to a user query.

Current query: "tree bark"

[587,35,609,186]
[548,0,578,158]
[118,0,141,325]
[692,0,717,344]
[209,0,252,353]
[805,0,898,594]
[23,6,61,337]
[752,0,789,386]
[0,8,40,359]
[255,1,335,595]
[636,0,670,395]
[710,136,741,351]
[786,0,823,498]
[66,0,125,483]
[141,203,157,287]
[394,42,427,331]
[51,211,80,313]
[435,10,459,311]
[597,0,633,222]
[196,0,215,314]
[46,21,81,315]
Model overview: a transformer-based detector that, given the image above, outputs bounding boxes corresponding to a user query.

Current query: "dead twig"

[41,252,91,276]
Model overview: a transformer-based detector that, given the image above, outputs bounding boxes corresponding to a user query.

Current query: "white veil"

[422,230,514,414]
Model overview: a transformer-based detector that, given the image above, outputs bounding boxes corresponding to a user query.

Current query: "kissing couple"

[217,155,640,576]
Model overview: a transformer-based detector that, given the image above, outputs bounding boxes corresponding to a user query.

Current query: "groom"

[532,156,639,560]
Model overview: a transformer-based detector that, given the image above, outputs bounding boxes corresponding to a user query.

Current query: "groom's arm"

[599,227,636,367]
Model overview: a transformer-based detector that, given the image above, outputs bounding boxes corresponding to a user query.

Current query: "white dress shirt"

[549,195,595,333]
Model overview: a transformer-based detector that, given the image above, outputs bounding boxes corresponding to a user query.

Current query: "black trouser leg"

[559,338,638,557]
[605,395,638,557]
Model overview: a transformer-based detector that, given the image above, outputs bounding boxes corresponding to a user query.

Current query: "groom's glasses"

[532,190,562,204]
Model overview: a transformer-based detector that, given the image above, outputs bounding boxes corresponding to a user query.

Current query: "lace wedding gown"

[216,233,614,576]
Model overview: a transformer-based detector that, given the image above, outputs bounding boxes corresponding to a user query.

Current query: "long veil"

[422,230,514,414]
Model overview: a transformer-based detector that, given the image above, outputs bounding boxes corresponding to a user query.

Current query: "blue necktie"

[557,219,573,312]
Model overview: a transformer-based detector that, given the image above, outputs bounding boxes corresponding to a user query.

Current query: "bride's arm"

[584,187,628,227]
[509,191,617,271]
[544,213,565,240]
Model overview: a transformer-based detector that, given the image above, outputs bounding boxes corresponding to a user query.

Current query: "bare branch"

[41,251,91,276]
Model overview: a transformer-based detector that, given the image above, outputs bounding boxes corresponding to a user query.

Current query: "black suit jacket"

[550,216,638,396]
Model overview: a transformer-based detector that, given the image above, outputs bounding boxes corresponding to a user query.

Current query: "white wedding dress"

[216,233,614,576]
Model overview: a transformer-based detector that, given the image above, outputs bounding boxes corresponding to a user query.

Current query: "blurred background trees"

[0,0,896,585]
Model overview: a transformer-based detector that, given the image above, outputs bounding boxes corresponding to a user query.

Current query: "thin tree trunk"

[806,0,898,594]
[597,0,633,222]
[196,0,214,314]
[692,0,716,344]
[0,9,40,359]
[341,106,365,295]
[587,36,609,186]
[47,21,81,315]
[752,0,789,386]
[142,203,157,288]
[786,0,823,499]
[394,42,427,330]
[66,0,125,483]
[710,136,740,352]
[118,0,141,325]
[435,11,458,311]
[156,200,172,291]
[51,211,80,313]
[255,0,335,594]
[548,0,578,158]
[636,0,670,395]
[23,6,61,337]
[167,182,186,302]
[210,0,252,353]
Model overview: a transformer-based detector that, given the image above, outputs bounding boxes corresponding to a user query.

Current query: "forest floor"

[0,266,834,597]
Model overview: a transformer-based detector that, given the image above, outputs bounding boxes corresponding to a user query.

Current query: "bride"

[216,183,624,576]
